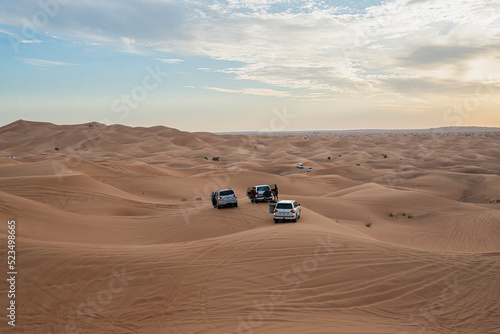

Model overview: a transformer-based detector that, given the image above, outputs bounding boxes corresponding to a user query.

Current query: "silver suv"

[215,189,238,209]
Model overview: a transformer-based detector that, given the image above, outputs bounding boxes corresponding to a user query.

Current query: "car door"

[246,186,253,198]
[293,201,300,216]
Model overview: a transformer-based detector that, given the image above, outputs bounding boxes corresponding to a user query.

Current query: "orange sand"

[0,120,499,333]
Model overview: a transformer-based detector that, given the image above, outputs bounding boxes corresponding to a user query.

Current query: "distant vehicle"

[273,200,301,223]
[296,163,304,169]
[215,188,238,209]
[307,167,313,172]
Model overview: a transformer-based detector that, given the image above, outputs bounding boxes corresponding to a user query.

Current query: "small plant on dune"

[203,156,208,160]
[338,154,342,157]
[496,199,500,203]
[212,157,220,161]
[365,223,372,228]
[356,163,361,166]
[389,212,394,217]
[401,213,406,216]
[382,154,388,158]
[195,197,202,200]
[407,215,414,219]
[327,156,331,160]
[181,198,187,201]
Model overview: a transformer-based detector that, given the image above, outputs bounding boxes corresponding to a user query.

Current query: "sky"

[0,0,499,132]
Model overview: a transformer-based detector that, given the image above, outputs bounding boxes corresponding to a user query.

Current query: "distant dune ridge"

[1,119,499,333]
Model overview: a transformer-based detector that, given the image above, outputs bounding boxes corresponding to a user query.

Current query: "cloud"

[2,0,499,99]
[20,39,42,44]
[20,58,78,67]
[403,45,482,66]
[155,58,184,64]
[0,28,15,36]
[204,86,291,97]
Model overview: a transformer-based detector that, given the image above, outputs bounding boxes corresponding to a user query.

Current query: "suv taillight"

[291,209,295,213]
[218,197,222,200]
[273,209,277,212]
[233,194,237,197]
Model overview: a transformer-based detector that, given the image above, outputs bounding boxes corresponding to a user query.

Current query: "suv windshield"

[220,190,235,196]
[257,186,270,192]
[276,203,293,210]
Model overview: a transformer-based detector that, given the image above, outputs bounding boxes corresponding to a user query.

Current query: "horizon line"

[2,119,500,135]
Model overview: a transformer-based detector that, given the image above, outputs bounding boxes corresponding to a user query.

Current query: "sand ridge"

[1,120,500,333]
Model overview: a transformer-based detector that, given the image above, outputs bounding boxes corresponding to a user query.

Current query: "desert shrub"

[365,223,372,228]
[327,156,331,160]
[212,157,220,161]
[203,156,208,160]
[181,198,187,201]
[401,213,406,216]
[389,212,394,217]
[408,215,414,219]
[382,154,388,158]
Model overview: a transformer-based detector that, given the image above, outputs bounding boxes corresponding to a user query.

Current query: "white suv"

[215,189,238,209]
[273,200,301,223]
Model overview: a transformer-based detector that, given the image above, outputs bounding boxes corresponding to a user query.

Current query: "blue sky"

[1,0,499,131]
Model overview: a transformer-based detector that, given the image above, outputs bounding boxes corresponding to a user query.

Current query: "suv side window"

[293,201,297,208]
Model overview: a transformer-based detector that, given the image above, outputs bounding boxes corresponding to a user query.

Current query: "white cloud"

[21,39,42,44]
[155,58,184,64]
[0,28,15,36]
[20,58,78,67]
[2,0,499,100]
[204,86,291,97]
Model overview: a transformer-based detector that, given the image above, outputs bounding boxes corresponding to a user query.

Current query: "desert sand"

[1,120,499,333]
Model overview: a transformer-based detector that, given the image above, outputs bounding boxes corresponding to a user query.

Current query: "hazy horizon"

[4,118,500,135]
[1,0,499,132]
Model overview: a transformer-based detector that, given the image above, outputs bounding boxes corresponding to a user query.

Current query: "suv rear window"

[257,186,270,191]
[276,203,293,210]
[219,190,235,196]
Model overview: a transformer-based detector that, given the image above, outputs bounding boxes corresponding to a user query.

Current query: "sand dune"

[1,120,500,333]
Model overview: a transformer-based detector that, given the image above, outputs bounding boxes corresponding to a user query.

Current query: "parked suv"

[273,200,301,223]
[215,189,238,209]
[254,185,273,202]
